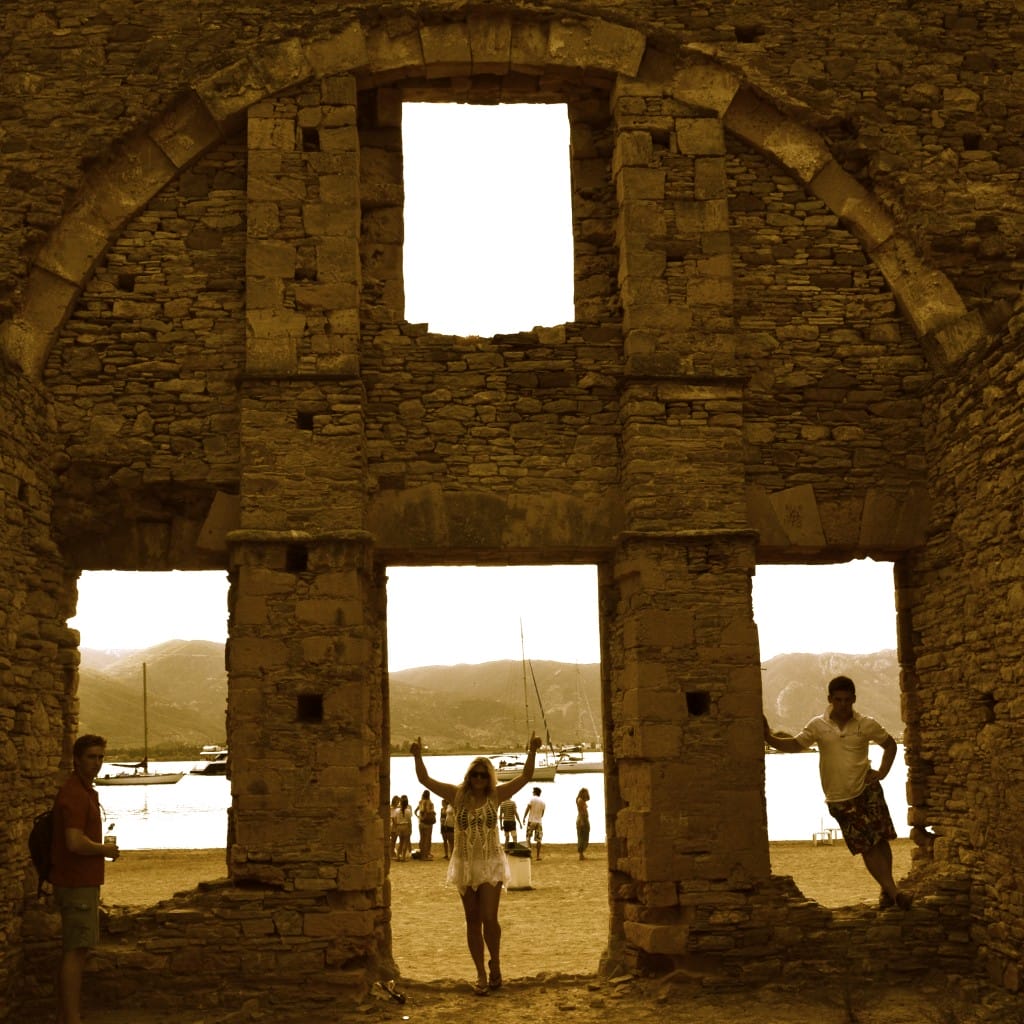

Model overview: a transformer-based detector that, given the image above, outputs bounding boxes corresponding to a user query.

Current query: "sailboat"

[95,662,184,786]
[494,623,560,782]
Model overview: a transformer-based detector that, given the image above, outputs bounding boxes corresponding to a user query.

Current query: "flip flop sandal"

[472,981,490,996]
[488,960,502,989]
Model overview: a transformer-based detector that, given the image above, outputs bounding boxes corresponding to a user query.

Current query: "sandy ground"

[90,841,1016,1024]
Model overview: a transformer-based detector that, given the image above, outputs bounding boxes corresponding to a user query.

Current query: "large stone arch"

[0,13,982,379]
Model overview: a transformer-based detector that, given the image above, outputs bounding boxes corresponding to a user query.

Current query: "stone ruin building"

[2,0,1023,1018]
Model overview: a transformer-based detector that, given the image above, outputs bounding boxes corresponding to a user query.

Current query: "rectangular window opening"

[402,102,575,337]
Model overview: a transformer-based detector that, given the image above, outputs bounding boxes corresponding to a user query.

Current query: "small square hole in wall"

[685,691,711,716]
[402,102,574,337]
[296,411,315,431]
[285,544,309,572]
[297,693,324,723]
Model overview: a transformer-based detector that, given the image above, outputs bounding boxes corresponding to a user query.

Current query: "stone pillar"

[607,77,769,969]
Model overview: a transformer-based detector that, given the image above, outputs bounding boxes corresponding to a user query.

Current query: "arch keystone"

[467,13,513,74]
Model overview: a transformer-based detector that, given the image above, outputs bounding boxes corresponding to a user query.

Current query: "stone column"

[607,78,769,969]
[226,75,391,970]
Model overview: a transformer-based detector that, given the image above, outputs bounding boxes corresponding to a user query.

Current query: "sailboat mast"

[142,661,149,772]
[519,619,531,735]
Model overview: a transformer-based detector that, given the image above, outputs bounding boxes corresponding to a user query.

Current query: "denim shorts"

[55,886,100,951]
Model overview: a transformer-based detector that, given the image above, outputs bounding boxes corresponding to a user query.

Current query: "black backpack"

[28,808,55,897]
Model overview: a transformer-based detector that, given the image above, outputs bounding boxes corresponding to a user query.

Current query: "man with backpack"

[51,734,120,1024]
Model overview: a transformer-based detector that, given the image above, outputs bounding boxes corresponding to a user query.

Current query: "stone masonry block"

[768,484,827,547]
[365,24,424,75]
[468,14,513,73]
[925,311,986,368]
[676,117,726,156]
[246,239,297,278]
[613,131,655,172]
[3,266,80,375]
[306,23,369,78]
[509,21,549,72]
[87,133,177,227]
[623,920,690,955]
[808,160,895,251]
[254,37,315,95]
[670,63,741,116]
[34,206,110,285]
[150,91,224,169]
[195,56,268,123]
[419,22,472,73]
[245,309,304,372]
[744,486,790,549]
[616,167,666,201]
[548,19,646,77]
[247,115,298,152]
[723,87,831,185]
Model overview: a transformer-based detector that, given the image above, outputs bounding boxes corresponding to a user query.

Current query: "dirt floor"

[85,841,1018,1024]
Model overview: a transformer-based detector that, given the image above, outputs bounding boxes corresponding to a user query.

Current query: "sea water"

[96,751,909,851]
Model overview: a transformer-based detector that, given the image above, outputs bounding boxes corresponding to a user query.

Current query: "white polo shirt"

[796,709,892,803]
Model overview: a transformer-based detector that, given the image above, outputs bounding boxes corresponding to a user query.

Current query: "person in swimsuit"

[411,732,541,996]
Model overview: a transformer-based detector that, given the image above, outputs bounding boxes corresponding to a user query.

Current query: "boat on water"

[554,744,604,774]
[198,744,228,761]
[494,754,558,782]
[190,745,228,774]
[95,662,184,787]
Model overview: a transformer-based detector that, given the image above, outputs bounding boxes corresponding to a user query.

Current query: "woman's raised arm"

[494,732,542,801]
[410,737,457,803]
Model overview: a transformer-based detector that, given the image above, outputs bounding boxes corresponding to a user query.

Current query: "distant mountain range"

[78,642,901,757]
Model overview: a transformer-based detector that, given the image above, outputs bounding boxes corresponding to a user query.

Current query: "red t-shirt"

[50,772,104,888]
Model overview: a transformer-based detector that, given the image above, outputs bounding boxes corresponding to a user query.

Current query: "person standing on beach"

[51,734,120,1024]
[394,795,413,861]
[763,674,911,910]
[440,798,455,859]
[498,796,521,849]
[523,787,546,860]
[415,790,436,860]
[575,788,590,861]
[411,732,541,996]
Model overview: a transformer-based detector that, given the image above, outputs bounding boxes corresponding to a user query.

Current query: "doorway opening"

[401,102,574,337]
[383,564,605,980]
[752,558,909,907]
[69,569,230,907]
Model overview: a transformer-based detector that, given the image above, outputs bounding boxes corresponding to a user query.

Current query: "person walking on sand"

[576,787,591,861]
[51,734,120,1024]
[523,787,546,860]
[764,674,911,910]
[415,789,436,860]
[498,796,521,849]
[411,732,541,996]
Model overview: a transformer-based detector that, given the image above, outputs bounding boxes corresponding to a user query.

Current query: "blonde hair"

[455,757,497,806]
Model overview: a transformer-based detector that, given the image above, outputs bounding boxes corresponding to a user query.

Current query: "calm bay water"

[97,751,909,851]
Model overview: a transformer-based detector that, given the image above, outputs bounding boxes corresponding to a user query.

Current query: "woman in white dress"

[411,732,541,995]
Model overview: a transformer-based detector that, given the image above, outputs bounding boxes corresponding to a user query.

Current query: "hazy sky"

[69,105,899,665]
[70,559,896,668]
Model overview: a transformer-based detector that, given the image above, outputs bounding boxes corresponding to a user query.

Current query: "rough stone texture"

[2,1,1023,1018]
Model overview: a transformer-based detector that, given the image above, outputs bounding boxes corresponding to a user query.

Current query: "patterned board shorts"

[827,779,897,855]
[526,822,543,842]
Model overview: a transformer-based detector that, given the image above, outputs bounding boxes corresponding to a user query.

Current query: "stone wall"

[902,301,1024,994]
[1,1,1023,1018]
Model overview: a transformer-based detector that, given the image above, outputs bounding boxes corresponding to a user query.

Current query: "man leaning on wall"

[764,675,911,910]
[50,734,120,1024]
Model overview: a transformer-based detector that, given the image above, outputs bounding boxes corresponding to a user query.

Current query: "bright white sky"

[69,106,898,665]
[70,560,896,668]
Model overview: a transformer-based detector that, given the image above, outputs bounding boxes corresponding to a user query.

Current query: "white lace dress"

[446,796,510,894]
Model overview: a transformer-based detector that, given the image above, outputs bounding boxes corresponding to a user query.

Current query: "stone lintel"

[419,22,472,74]
[364,23,425,75]
[623,920,691,956]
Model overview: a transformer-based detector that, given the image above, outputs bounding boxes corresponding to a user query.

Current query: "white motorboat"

[554,745,604,774]
[494,755,558,782]
[190,749,228,776]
